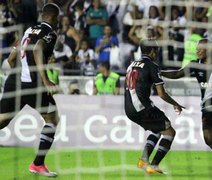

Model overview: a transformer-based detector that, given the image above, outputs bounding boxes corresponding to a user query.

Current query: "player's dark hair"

[198,38,208,44]
[139,39,159,55]
[42,3,60,16]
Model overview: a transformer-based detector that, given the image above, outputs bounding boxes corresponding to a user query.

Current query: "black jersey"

[20,22,57,84]
[188,59,212,110]
[124,55,164,116]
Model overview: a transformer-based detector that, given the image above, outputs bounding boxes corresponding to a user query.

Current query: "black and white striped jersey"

[188,59,212,111]
[20,22,57,84]
[124,55,164,115]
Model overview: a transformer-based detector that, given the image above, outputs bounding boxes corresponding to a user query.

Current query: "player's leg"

[29,110,59,177]
[140,107,175,174]
[141,133,161,162]
[146,126,176,174]
[151,126,175,165]
[136,107,173,172]
[28,92,59,177]
[138,133,161,169]
[203,128,212,149]
[0,83,18,129]
[0,113,14,129]
[33,111,58,165]
[202,111,212,149]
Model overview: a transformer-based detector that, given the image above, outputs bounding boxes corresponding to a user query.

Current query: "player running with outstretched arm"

[161,38,212,149]
[0,3,60,177]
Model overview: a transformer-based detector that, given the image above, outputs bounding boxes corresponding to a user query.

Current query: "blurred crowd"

[0,0,212,76]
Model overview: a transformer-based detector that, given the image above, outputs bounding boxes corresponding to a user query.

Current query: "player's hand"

[173,104,185,115]
[44,80,59,95]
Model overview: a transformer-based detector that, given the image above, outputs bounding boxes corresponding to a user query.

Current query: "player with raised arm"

[124,39,185,174]
[161,38,212,149]
[0,3,60,177]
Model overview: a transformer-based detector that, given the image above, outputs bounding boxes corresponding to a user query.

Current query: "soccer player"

[124,39,184,174]
[161,38,212,149]
[0,3,60,177]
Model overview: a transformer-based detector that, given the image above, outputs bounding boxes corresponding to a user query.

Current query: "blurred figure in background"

[68,79,80,94]
[57,15,81,54]
[93,61,120,95]
[95,25,119,65]
[182,28,204,67]
[161,38,212,149]
[76,39,96,76]
[86,0,108,48]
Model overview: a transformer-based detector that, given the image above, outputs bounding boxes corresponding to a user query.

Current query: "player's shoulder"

[142,59,158,71]
[141,56,158,67]
[38,24,56,44]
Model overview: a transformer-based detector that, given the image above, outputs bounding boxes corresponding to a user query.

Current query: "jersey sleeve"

[149,63,164,85]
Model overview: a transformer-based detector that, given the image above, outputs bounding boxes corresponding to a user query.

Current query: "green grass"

[0,147,211,180]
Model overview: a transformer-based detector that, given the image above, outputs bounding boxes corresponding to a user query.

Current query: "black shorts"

[127,106,171,133]
[0,82,17,114]
[202,110,212,129]
[0,82,56,114]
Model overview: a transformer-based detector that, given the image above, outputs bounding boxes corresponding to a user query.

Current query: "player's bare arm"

[156,84,185,114]
[160,68,185,79]
[93,80,97,95]
[7,48,18,68]
[114,87,120,95]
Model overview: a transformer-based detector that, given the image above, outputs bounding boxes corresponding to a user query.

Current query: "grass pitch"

[0,147,211,180]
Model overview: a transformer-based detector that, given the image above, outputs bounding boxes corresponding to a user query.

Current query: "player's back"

[20,23,57,84]
[124,55,164,117]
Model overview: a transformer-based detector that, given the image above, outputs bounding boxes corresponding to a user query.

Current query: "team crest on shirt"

[43,32,55,43]
[198,72,204,77]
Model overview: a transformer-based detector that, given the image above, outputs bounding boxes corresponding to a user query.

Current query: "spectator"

[136,0,160,18]
[205,5,212,40]
[53,36,73,65]
[106,1,120,36]
[86,0,108,48]
[93,61,120,95]
[58,15,81,54]
[168,6,187,62]
[122,3,144,42]
[1,31,18,61]
[8,0,37,30]
[0,1,16,60]
[148,5,160,26]
[73,1,87,32]
[95,25,119,65]
[128,25,154,46]
[53,36,79,75]
[182,28,204,67]
[0,0,15,27]
[76,39,96,76]
[128,25,156,61]
[193,0,208,22]
[68,80,80,94]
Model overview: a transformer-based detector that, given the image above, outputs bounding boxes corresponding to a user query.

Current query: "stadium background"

[0,0,212,179]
